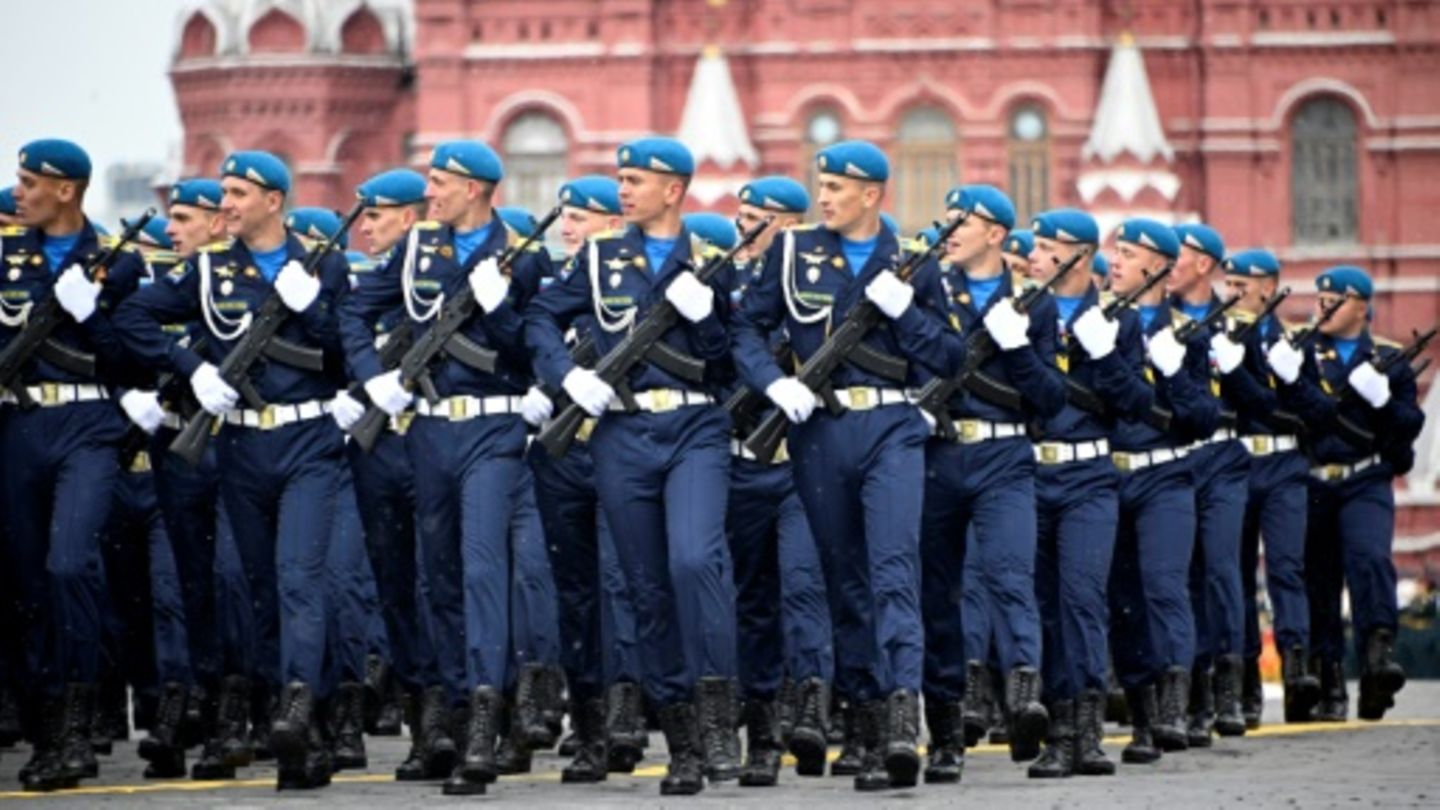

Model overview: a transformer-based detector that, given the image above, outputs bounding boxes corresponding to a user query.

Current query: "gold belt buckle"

[258,405,277,430]
[847,387,873,410]
[576,418,595,443]
[41,382,59,406]
[1039,444,1061,465]
[650,389,675,412]
[1320,464,1342,482]
[1253,436,1270,455]
[1113,452,1133,472]
[774,440,790,464]
[129,450,152,474]
[391,411,415,434]
[959,419,980,442]
[449,397,468,421]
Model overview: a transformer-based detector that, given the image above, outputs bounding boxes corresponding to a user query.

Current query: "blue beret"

[914,226,941,250]
[683,212,738,251]
[497,206,537,238]
[432,140,504,183]
[1174,223,1225,262]
[0,186,15,216]
[221,151,290,194]
[1115,217,1180,259]
[123,214,173,250]
[1031,208,1099,245]
[1316,265,1373,300]
[18,139,91,180]
[816,140,889,182]
[880,212,900,235]
[945,184,1015,230]
[356,169,426,207]
[1223,249,1280,278]
[1003,228,1034,258]
[617,137,694,176]
[169,178,224,210]
[1092,252,1109,278]
[558,175,621,214]
[738,176,809,213]
[285,207,347,249]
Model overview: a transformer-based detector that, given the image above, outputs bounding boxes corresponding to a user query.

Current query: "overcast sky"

[0,0,189,221]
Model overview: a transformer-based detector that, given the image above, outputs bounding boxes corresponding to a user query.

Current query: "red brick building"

[170,0,1439,558]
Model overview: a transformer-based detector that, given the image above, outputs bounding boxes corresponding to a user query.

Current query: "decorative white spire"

[676,46,759,172]
[1082,33,1174,165]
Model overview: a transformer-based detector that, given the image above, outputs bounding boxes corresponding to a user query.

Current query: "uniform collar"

[815,225,901,282]
[1317,330,1374,371]
[956,266,1014,315]
[25,219,100,270]
[231,232,309,277]
[621,223,696,282]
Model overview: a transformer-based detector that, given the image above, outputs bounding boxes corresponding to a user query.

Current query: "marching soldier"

[339,140,550,796]
[1169,223,1251,742]
[2,139,146,791]
[1000,228,1036,284]
[526,138,742,796]
[116,151,353,790]
[732,141,963,791]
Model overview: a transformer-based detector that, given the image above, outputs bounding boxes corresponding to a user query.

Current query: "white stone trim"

[1251,30,1395,48]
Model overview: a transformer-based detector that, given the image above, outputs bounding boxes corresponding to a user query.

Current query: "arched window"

[1291,97,1358,245]
[1007,104,1050,225]
[248,8,306,53]
[501,113,568,243]
[340,8,387,54]
[179,12,218,59]
[801,107,843,198]
[894,106,957,235]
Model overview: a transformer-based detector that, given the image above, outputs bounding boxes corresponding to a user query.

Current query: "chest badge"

[633,256,647,270]
[243,266,258,278]
[6,268,19,281]
[609,271,623,289]
[439,245,454,259]
[605,258,627,272]
[831,256,845,269]
[806,266,821,284]
[30,255,43,266]
[220,279,235,296]
[420,256,433,273]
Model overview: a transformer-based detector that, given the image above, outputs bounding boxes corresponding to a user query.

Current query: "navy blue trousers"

[1241,450,1311,658]
[1188,441,1250,666]
[508,463,560,675]
[1305,471,1398,662]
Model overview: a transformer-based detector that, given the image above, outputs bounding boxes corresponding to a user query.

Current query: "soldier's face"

[1318,291,1367,335]
[359,206,415,255]
[734,203,790,260]
[815,175,880,235]
[13,169,75,228]
[424,169,476,225]
[559,207,620,257]
[1168,245,1214,297]
[1223,275,1270,315]
[1109,241,1165,298]
[220,178,282,240]
[1003,250,1037,280]
[943,211,1004,268]
[617,169,681,225]
[1028,236,1089,292]
[166,204,223,257]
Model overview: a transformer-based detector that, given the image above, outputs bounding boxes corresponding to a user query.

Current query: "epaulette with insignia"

[149,250,182,265]
[414,220,443,231]
[789,223,822,232]
[0,224,28,237]
[1171,308,1192,324]
[198,238,234,253]
[98,235,121,249]
[1373,335,1401,349]
[591,228,625,241]
[1229,309,1258,325]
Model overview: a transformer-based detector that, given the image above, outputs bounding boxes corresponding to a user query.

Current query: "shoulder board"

[98,235,121,250]
[1229,309,1258,325]
[149,250,182,265]
[1170,308,1192,324]
[198,238,234,254]
[0,225,28,237]
[1098,291,1118,306]
[901,237,927,254]
[414,220,443,231]
[696,243,725,261]
[1373,335,1402,349]
[591,228,625,241]
[789,223,822,232]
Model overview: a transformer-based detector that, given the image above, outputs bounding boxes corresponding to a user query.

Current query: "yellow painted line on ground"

[3,718,1437,800]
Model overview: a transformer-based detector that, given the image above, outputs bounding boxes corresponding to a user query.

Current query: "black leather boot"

[396,686,457,781]
[658,702,705,795]
[776,677,797,744]
[1027,699,1074,779]
[268,682,317,780]
[1186,664,1215,748]
[62,683,98,779]
[1242,656,1264,729]
[882,690,920,788]
[605,680,645,773]
[788,676,829,776]
[1281,647,1319,724]
[1121,685,1162,765]
[443,686,499,795]
[853,701,889,792]
[830,700,865,776]
[512,662,551,749]
[495,699,533,775]
[1213,654,1247,737]
[922,698,964,784]
[961,660,990,748]
[20,696,78,792]
[539,664,567,746]
[189,685,237,780]
[988,669,1011,745]
[1074,689,1116,775]
[561,697,608,784]
[1314,656,1348,722]
[1005,666,1048,762]
[329,682,367,770]
[1154,666,1190,752]
[246,680,272,761]
[1358,628,1406,721]
[374,677,404,736]
[738,698,782,787]
[694,677,740,782]
[138,681,187,778]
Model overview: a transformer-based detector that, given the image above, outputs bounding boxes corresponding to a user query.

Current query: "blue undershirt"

[42,232,80,274]
[1139,304,1162,332]
[1333,336,1360,365]
[840,234,879,277]
[251,244,289,284]
[1055,295,1084,327]
[453,221,494,267]
[643,235,678,275]
[1180,301,1210,323]
[965,274,1004,311]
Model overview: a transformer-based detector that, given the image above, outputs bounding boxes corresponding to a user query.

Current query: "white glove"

[1147,328,1187,378]
[1266,340,1304,385]
[54,264,100,323]
[562,367,616,418]
[119,390,165,434]
[1347,363,1392,409]
[520,385,554,427]
[330,390,366,431]
[983,301,1030,351]
[765,377,816,425]
[189,363,239,416]
[364,369,412,417]
[865,271,914,320]
[469,257,510,313]
[1210,334,1246,375]
[665,271,715,324]
[274,260,320,312]
[1072,307,1118,359]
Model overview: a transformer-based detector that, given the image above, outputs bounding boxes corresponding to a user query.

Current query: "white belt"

[731,437,790,464]
[413,394,523,421]
[1113,446,1189,473]
[1242,434,1298,456]
[0,382,110,407]
[1190,427,1239,450]
[827,386,911,411]
[1311,455,1381,483]
[223,399,331,430]
[608,389,714,413]
[945,419,1026,444]
[1034,438,1110,466]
